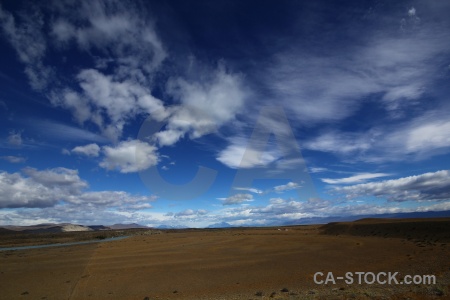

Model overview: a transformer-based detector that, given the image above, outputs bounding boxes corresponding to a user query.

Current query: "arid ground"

[1,218,449,300]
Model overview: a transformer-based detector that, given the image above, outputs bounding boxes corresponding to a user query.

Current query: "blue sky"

[1,0,450,227]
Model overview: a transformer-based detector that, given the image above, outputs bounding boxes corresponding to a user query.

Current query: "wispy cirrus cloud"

[218,193,254,206]
[261,6,450,125]
[0,3,52,90]
[1,156,26,163]
[31,120,109,143]
[234,187,264,194]
[333,170,450,202]
[304,110,450,163]
[322,173,390,185]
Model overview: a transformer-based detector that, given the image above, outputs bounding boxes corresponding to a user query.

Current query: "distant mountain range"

[1,223,94,233]
[1,210,449,232]
[204,210,450,228]
[207,222,233,228]
[109,223,149,229]
[157,224,189,229]
[281,210,450,226]
[0,223,149,233]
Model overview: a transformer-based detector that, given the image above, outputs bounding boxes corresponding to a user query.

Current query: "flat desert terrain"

[1,218,449,300]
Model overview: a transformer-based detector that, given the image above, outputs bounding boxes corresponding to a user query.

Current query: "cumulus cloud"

[0,167,157,213]
[71,143,100,157]
[1,1,168,141]
[155,66,247,146]
[334,170,450,202]
[22,167,88,194]
[322,173,390,185]
[218,193,254,205]
[0,168,87,208]
[100,139,158,173]
[1,156,26,163]
[51,69,168,141]
[1,2,249,147]
[67,191,156,210]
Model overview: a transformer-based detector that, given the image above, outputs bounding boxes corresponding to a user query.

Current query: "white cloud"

[2,3,248,147]
[400,119,450,155]
[50,1,166,74]
[322,173,390,185]
[334,170,450,202]
[309,167,328,173]
[100,139,158,173]
[71,144,98,157]
[0,168,87,208]
[1,2,169,142]
[253,197,331,217]
[0,4,52,90]
[218,193,254,205]
[67,191,156,210]
[72,143,100,157]
[51,69,168,141]
[0,167,157,217]
[216,137,278,169]
[155,66,247,146]
[22,167,88,194]
[373,111,450,162]
[153,129,184,147]
[304,110,450,163]
[234,187,264,194]
[274,158,305,171]
[1,156,26,163]
[304,131,373,155]
[274,182,301,192]
[262,13,449,125]
[174,209,208,218]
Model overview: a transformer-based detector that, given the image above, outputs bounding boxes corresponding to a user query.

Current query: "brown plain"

[1,218,449,300]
